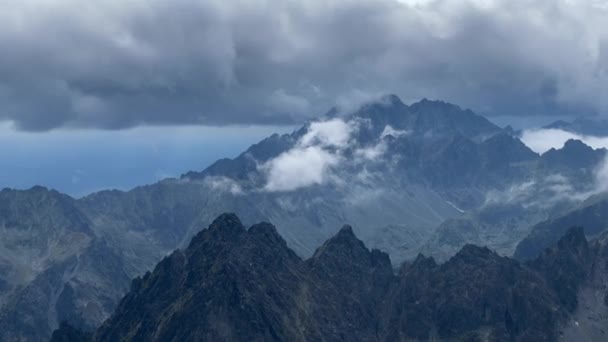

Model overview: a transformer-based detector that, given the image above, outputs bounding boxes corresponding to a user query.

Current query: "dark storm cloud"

[1,0,607,130]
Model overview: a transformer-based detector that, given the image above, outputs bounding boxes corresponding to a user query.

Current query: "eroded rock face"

[53,214,597,342]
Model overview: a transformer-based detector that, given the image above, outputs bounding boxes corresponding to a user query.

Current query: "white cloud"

[380,125,411,139]
[485,166,608,209]
[485,181,537,206]
[519,128,608,202]
[355,142,387,161]
[262,145,339,191]
[261,117,361,191]
[261,116,419,191]
[300,118,356,148]
[203,176,244,195]
[520,128,608,154]
[351,124,409,162]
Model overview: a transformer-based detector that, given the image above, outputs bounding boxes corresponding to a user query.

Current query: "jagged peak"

[451,244,497,262]
[208,213,244,234]
[479,132,538,159]
[481,131,529,149]
[350,94,409,122]
[311,224,370,261]
[187,213,245,249]
[247,222,284,244]
[336,224,356,238]
[410,97,462,112]
[1,185,57,196]
[370,248,392,266]
[563,138,592,151]
[399,253,437,276]
[413,253,437,267]
[360,94,406,109]
[539,138,601,163]
[29,185,50,192]
[380,94,405,107]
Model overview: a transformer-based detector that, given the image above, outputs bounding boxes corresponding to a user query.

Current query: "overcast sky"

[1,0,608,195]
[1,0,608,131]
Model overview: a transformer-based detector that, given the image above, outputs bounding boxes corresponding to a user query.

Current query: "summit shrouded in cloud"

[1,0,608,131]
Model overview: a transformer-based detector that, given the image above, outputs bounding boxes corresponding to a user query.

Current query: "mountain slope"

[515,193,608,260]
[3,95,607,340]
[53,213,600,342]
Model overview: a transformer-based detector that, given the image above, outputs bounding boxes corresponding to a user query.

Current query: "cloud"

[520,128,608,154]
[2,0,608,130]
[483,176,589,209]
[488,125,608,205]
[262,145,340,191]
[299,118,357,148]
[485,162,608,209]
[355,143,388,161]
[202,176,244,195]
[261,118,357,191]
[595,155,608,193]
[380,125,410,139]
[261,117,403,191]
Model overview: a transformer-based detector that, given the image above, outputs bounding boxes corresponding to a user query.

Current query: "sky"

[1,0,608,195]
[0,123,293,197]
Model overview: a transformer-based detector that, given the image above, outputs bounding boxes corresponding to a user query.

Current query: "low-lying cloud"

[261,118,356,191]
[262,146,340,192]
[261,117,395,192]
[299,119,357,149]
[202,176,244,195]
[520,128,608,154]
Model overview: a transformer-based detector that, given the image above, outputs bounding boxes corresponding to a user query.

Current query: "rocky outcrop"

[53,214,599,342]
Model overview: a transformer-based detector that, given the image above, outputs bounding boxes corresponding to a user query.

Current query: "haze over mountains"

[2,95,608,341]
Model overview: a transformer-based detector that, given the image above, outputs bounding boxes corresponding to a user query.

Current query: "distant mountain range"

[1,95,607,340]
[515,192,608,260]
[544,117,608,136]
[52,213,608,341]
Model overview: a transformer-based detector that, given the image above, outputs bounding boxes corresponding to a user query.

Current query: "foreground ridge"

[52,214,604,341]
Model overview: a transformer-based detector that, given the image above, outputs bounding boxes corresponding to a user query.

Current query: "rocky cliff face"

[53,213,601,342]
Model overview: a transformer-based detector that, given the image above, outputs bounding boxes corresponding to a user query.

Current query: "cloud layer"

[520,128,608,154]
[2,0,608,130]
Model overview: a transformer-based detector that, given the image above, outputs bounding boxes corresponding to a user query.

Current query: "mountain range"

[1,95,608,340]
[52,213,608,341]
[544,117,608,137]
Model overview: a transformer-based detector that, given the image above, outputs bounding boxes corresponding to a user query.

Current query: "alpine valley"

[2,96,608,341]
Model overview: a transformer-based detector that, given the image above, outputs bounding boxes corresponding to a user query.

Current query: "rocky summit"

[52,213,608,342]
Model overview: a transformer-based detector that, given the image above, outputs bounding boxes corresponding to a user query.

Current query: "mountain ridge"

[52,213,604,341]
[2,94,608,340]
